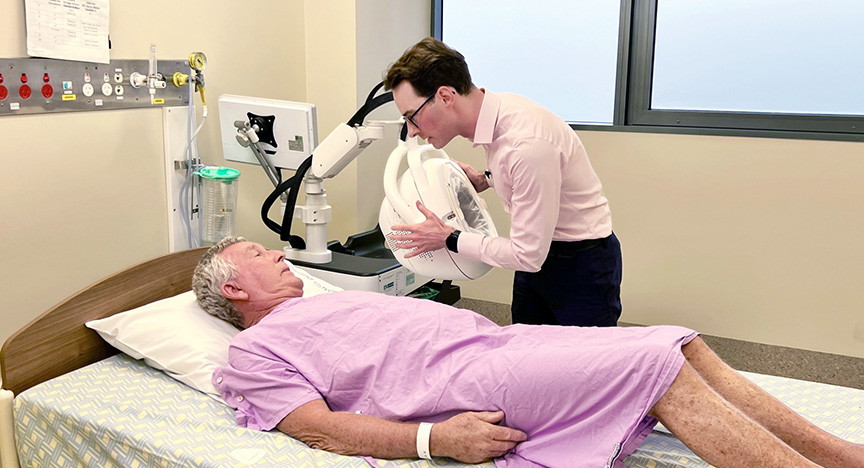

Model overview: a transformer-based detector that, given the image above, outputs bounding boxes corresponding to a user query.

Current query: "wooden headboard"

[0,247,208,395]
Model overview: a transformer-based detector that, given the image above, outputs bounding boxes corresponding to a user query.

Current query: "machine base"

[289,227,460,304]
[289,250,428,297]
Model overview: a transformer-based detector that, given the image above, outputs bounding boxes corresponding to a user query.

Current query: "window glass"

[652,0,864,116]
[442,0,621,124]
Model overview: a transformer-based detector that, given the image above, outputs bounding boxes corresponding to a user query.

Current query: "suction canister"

[197,166,240,244]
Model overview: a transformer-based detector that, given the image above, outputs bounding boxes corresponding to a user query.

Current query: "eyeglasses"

[405,94,435,130]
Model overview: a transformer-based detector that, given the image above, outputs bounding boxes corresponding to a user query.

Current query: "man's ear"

[221,281,249,301]
[437,85,457,106]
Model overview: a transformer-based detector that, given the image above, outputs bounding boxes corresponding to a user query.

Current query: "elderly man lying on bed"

[191,237,863,468]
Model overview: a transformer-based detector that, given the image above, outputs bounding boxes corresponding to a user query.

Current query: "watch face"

[446,167,494,236]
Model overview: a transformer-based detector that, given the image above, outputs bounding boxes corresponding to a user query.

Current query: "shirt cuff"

[457,230,484,260]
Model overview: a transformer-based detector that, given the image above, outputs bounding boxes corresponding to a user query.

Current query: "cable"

[261,156,312,248]
[178,71,206,248]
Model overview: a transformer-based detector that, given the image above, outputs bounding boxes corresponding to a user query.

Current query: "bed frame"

[0,247,207,468]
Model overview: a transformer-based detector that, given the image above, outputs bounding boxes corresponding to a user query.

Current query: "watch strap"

[446,230,461,253]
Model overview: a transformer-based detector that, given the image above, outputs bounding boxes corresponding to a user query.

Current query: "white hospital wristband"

[416,422,434,459]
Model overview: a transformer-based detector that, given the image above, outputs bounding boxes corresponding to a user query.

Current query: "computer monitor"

[218,94,318,170]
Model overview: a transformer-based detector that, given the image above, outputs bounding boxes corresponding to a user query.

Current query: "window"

[434,0,864,139]
[437,0,621,125]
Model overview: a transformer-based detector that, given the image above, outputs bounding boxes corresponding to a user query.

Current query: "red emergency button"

[20,73,28,83]
[43,73,50,83]
[19,84,31,99]
[42,84,53,98]
[0,74,4,84]
[0,86,8,100]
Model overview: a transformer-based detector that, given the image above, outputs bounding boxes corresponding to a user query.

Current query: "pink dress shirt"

[458,91,612,272]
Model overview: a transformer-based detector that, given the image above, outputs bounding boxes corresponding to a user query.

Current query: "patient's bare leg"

[650,362,822,468]
[682,337,864,468]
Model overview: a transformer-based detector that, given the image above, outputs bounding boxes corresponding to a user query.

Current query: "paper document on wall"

[25,0,110,64]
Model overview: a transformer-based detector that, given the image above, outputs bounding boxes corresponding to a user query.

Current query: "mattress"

[14,354,864,468]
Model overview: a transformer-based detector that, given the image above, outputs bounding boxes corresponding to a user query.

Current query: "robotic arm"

[308,123,386,179]
[283,117,401,264]
[235,82,400,263]
[309,80,399,179]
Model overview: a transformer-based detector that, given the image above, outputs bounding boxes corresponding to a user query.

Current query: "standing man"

[385,37,622,327]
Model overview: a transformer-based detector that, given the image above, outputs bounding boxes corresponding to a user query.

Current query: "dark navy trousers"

[511,232,622,327]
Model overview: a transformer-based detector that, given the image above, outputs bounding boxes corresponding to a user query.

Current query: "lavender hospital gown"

[213,291,697,468]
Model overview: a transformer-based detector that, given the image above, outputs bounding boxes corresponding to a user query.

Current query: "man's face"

[220,241,304,303]
[393,81,455,149]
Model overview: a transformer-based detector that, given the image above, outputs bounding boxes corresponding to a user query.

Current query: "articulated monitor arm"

[233,119,284,194]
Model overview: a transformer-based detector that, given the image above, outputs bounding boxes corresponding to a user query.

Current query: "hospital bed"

[1,248,863,468]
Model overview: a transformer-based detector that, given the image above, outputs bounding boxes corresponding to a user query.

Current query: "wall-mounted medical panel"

[0,58,190,116]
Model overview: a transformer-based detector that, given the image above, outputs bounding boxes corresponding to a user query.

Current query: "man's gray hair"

[192,236,246,328]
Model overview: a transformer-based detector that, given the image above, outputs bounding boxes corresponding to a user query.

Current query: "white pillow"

[86,261,341,399]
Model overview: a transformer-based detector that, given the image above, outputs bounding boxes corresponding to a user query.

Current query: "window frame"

[432,0,864,142]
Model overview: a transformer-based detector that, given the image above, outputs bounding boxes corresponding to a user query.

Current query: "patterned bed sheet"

[14,354,864,468]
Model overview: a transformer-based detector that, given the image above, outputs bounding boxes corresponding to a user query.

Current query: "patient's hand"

[431,410,527,463]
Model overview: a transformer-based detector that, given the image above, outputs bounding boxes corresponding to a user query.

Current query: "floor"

[453,297,864,390]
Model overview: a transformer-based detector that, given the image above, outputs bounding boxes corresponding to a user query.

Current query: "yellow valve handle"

[173,72,189,87]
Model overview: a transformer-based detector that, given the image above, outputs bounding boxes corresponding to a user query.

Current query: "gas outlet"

[0,57,190,115]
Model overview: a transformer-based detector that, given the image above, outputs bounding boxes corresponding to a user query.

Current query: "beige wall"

[3,1,862,363]
[303,2,359,240]
[0,1,307,346]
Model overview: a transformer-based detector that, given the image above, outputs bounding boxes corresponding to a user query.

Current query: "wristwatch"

[446,230,461,253]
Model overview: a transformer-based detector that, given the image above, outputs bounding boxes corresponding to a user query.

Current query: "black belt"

[548,237,605,255]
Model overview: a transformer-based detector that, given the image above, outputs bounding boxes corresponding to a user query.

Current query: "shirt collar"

[472,89,499,147]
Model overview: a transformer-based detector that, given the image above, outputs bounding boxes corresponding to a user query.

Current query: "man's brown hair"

[384,37,474,96]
